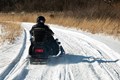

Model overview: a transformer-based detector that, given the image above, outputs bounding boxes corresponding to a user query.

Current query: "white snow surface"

[0,22,120,80]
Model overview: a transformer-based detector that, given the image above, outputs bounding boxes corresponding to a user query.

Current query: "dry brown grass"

[0,12,120,39]
[47,15,120,37]
[0,22,23,44]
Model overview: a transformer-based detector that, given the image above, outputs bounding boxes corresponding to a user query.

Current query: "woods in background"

[0,0,120,19]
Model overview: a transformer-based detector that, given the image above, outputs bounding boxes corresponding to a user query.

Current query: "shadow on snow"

[48,53,119,66]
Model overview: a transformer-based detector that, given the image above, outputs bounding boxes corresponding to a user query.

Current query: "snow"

[0,22,120,80]
[83,32,120,54]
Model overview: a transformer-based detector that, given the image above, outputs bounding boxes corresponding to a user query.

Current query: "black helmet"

[37,16,46,24]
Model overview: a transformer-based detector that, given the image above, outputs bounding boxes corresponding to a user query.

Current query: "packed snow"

[0,22,120,80]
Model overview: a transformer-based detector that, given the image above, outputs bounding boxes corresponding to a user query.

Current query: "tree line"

[0,0,119,12]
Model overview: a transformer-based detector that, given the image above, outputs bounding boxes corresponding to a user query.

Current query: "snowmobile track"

[0,30,27,80]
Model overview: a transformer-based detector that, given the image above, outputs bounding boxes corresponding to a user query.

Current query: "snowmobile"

[29,28,64,64]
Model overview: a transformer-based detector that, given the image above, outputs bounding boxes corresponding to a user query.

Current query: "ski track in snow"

[1,22,120,80]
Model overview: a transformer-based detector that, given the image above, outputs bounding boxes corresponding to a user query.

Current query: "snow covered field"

[0,22,120,80]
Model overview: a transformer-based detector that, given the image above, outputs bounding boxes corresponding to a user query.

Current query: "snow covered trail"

[6,23,120,80]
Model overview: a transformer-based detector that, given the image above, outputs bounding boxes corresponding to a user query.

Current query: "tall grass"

[0,12,120,39]
[48,16,120,36]
[0,22,23,44]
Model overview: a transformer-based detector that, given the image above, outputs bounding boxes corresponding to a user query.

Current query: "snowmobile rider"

[29,16,58,55]
[30,16,54,40]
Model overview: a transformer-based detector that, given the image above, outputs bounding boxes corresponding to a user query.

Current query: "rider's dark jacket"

[30,23,54,36]
[30,23,54,42]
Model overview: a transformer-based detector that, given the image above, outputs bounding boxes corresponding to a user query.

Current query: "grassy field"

[0,12,120,44]
[0,22,23,44]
